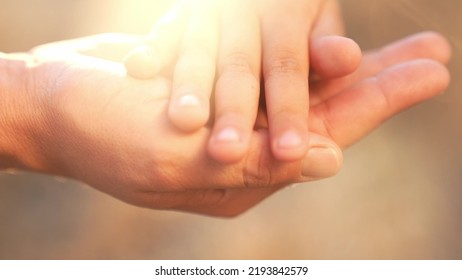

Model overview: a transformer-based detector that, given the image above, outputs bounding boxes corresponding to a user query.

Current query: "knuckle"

[242,138,273,189]
[221,52,254,74]
[241,134,305,189]
[243,161,273,189]
[314,102,339,143]
[265,53,303,78]
[372,76,394,110]
[215,73,260,100]
[217,53,259,94]
[175,51,215,83]
[178,48,213,69]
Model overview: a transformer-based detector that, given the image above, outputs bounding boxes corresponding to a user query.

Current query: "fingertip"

[425,59,451,94]
[339,37,362,73]
[168,94,210,132]
[168,110,209,133]
[271,129,310,162]
[301,134,343,179]
[384,58,451,100]
[418,31,452,65]
[124,45,160,79]
[380,31,452,67]
[207,126,250,164]
[310,35,362,79]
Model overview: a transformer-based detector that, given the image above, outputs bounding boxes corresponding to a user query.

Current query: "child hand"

[124,0,361,163]
[125,0,219,133]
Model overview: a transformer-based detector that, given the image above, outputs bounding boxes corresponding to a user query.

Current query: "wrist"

[0,54,53,173]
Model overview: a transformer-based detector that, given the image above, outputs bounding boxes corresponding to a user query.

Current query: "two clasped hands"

[0,0,450,217]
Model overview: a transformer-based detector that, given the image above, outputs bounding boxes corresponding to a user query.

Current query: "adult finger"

[310,59,450,149]
[310,32,452,105]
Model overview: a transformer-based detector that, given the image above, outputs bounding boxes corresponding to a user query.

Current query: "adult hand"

[0,32,450,217]
[0,34,340,217]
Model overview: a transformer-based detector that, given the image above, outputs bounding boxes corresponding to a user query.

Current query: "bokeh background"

[1,0,461,259]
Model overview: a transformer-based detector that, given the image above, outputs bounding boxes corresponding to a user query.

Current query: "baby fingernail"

[215,127,241,142]
[302,146,341,178]
[178,94,201,107]
[277,131,303,149]
[137,45,153,57]
[124,45,159,79]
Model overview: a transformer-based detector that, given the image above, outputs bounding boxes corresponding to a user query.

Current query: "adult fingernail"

[301,146,341,178]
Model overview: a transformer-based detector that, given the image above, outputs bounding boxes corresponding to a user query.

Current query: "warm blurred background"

[1,0,461,259]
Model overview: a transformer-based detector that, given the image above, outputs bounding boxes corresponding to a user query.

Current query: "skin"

[0,32,450,217]
[124,0,359,164]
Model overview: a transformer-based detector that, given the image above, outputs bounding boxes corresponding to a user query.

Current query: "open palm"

[28,32,450,217]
